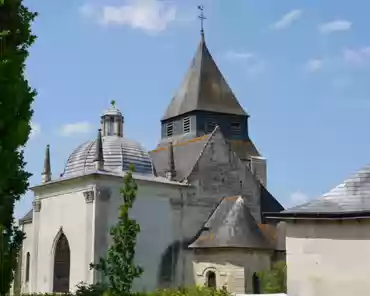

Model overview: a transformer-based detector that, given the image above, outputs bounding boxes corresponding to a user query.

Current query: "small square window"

[166,122,174,137]
[183,117,191,133]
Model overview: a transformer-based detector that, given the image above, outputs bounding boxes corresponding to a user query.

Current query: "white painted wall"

[286,220,370,296]
[21,223,33,294]
[20,175,186,294]
[34,184,95,293]
[94,178,181,292]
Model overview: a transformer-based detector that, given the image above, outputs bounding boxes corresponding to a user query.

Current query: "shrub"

[259,261,287,293]
[20,286,232,296]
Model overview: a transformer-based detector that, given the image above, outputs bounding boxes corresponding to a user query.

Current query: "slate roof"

[266,164,370,219]
[189,195,271,249]
[150,134,211,181]
[19,209,33,224]
[162,36,247,121]
[63,136,154,177]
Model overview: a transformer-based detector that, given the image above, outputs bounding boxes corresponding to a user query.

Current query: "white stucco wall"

[286,220,370,296]
[22,175,187,294]
[32,180,96,293]
[20,222,33,294]
[92,177,186,292]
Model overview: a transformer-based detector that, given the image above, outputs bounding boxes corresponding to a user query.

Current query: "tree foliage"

[0,0,37,294]
[91,165,143,296]
[259,261,287,294]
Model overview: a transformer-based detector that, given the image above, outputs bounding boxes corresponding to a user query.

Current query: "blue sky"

[16,0,370,217]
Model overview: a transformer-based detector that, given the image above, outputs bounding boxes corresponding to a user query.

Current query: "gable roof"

[189,195,271,249]
[150,133,212,181]
[162,37,247,121]
[266,164,370,220]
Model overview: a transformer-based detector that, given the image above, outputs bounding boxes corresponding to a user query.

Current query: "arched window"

[252,272,261,294]
[25,252,30,283]
[53,233,70,293]
[206,270,217,289]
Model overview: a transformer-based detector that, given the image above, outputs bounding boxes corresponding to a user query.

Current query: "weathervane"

[197,5,206,36]
[110,100,116,108]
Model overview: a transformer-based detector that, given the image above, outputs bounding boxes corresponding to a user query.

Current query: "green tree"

[91,165,143,296]
[0,0,37,295]
[259,261,287,294]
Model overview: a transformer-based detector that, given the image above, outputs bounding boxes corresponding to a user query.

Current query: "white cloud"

[225,51,266,75]
[79,3,97,18]
[271,9,302,30]
[99,0,177,33]
[343,47,370,66]
[318,20,352,34]
[30,122,41,139]
[306,59,323,72]
[225,51,255,60]
[290,191,309,206]
[60,122,92,137]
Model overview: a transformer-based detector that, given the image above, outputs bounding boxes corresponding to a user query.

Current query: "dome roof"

[62,136,154,177]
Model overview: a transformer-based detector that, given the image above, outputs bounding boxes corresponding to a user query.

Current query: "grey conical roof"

[189,195,271,249]
[162,37,247,121]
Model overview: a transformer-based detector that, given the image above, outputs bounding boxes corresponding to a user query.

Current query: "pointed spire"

[161,19,247,121]
[165,142,176,180]
[94,129,104,170]
[42,144,51,183]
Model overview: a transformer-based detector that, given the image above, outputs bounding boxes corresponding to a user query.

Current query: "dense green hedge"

[19,286,231,296]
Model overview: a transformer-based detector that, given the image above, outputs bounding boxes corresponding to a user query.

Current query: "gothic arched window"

[206,270,217,289]
[53,233,70,293]
[25,252,30,283]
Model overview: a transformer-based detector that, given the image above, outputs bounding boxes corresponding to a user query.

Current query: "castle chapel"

[14,32,285,295]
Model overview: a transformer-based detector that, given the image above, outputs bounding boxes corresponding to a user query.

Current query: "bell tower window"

[183,117,191,133]
[230,122,241,135]
[166,122,174,137]
[206,117,217,133]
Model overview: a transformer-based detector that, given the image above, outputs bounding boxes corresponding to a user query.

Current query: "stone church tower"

[150,33,285,293]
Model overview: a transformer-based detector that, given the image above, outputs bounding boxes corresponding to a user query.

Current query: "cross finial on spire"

[197,4,206,38]
[110,100,116,108]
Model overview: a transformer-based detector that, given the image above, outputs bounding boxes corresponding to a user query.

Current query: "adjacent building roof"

[161,36,247,121]
[266,164,370,220]
[189,195,271,249]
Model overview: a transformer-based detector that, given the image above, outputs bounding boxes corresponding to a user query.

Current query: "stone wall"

[192,249,271,294]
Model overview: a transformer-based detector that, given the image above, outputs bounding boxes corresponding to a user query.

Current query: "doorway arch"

[52,233,70,292]
[206,270,217,288]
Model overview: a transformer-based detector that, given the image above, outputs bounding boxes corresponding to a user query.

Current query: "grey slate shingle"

[189,195,271,249]
[161,37,247,121]
[149,134,211,181]
[274,164,370,216]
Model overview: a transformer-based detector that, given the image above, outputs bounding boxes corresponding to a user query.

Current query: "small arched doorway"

[206,270,217,289]
[252,272,261,294]
[53,233,70,293]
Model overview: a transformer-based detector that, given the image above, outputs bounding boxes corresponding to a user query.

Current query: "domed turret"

[61,102,154,177]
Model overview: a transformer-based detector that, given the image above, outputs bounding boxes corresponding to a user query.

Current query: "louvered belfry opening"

[53,233,70,293]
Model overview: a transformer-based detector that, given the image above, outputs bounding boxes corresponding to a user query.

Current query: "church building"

[15,32,285,295]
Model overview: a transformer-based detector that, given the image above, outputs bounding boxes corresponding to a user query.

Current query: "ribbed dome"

[62,136,154,177]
